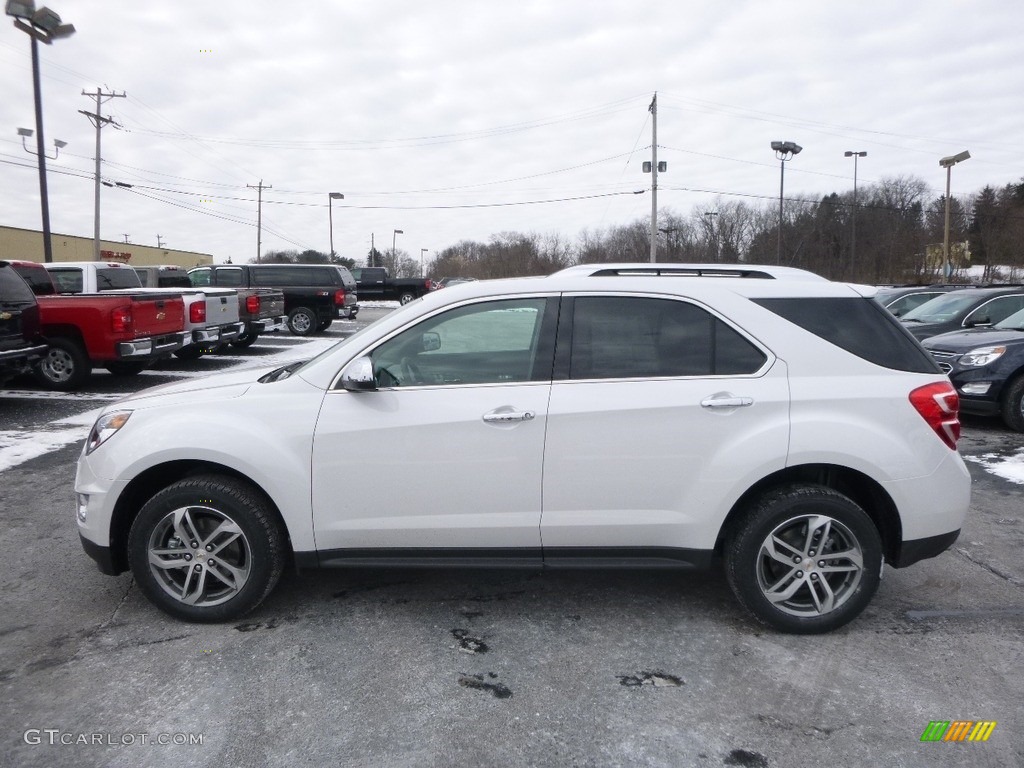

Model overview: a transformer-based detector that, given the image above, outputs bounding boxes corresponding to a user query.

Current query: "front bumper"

[117,332,187,358]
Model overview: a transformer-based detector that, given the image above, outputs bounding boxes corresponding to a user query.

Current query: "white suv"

[76,264,970,633]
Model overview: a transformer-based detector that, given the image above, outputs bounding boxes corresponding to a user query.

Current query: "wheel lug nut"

[191,541,198,548]
[809,550,815,556]
[194,564,202,572]
[184,554,192,561]
[818,561,825,568]
[206,545,213,552]
[793,556,801,563]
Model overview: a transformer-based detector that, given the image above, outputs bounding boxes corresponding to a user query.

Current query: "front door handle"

[483,409,536,423]
[700,395,754,409]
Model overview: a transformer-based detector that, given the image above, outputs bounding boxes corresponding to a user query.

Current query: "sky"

[1,0,1022,268]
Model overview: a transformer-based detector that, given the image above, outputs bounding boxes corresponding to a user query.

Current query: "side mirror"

[964,316,990,328]
[340,356,377,391]
[422,332,441,352]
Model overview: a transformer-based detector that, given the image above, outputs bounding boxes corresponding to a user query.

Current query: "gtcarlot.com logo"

[920,721,997,742]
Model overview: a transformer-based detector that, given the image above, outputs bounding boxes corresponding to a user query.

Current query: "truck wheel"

[174,346,205,361]
[231,330,260,349]
[318,319,333,331]
[725,484,882,634]
[33,337,91,391]
[106,361,146,376]
[1001,375,1024,432]
[287,307,317,336]
[127,474,286,622]
[399,292,416,305]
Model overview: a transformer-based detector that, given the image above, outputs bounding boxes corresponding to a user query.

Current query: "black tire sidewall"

[1001,375,1024,432]
[127,476,284,622]
[726,485,883,634]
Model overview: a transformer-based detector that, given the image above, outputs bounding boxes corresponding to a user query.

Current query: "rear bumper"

[190,321,244,344]
[253,316,287,334]
[116,332,187,358]
[892,529,960,568]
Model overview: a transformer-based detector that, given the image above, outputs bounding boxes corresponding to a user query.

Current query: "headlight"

[959,346,1006,367]
[86,410,132,455]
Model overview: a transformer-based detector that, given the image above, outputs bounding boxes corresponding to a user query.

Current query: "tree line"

[256,175,1024,285]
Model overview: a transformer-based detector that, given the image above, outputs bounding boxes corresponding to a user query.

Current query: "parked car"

[188,263,357,336]
[923,306,1024,431]
[44,261,143,293]
[874,284,971,317]
[76,263,970,633]
[899,286,1024,340]
[0,261,48,386]
[351,267,432,305]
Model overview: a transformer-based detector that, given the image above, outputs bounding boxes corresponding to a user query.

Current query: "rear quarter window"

[754,297,940,373]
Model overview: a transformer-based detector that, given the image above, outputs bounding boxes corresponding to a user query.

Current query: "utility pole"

[80,88,125,261]
[649,93,658,263]
[157,234,165,249]
[122,234,130,244]
[248,180,272,262]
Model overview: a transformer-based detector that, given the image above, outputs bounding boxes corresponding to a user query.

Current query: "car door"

[311,295,558,561]
[540,294,790,560]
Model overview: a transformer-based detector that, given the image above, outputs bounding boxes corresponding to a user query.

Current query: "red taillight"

[909,382,961,450]
[334,289,346,305]
[190,301,206,324]
[246,295,261,313]
[111,306,132,333]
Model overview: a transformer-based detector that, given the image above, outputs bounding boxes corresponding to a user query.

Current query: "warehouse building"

[0,225,213,268]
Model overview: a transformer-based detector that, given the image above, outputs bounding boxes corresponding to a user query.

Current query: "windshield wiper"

[258,360,306,383]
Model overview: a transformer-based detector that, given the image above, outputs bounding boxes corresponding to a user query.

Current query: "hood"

[900,320,951,340]
[113,360,301,408]
[923,327,1024,352]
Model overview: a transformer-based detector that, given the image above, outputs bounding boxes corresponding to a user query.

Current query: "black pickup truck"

[350,267,432,305]
[0,261,48,386]
[189,264,355,337]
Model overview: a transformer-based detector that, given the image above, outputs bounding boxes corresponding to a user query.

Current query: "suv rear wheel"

[128,475,286,622]
[725,485,882,634]
[33,337,91,390]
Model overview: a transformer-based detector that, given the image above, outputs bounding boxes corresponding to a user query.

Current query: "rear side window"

[568,296,766,380]
[96,268,141,290]
[251,266,332,286]
[212,268,243,287]
[755,297,939,373]
[47,268,83,293]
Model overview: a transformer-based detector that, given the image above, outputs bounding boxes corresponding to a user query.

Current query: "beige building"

[1,225,213,268]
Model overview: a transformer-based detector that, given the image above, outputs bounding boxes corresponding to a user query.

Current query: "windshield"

[901,292,980,323]
[994,307,1024,331]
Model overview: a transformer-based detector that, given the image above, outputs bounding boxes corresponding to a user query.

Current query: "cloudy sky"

[1,0,1021,267]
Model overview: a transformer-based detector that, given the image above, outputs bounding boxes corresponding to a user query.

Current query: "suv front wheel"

[725,485,882,634]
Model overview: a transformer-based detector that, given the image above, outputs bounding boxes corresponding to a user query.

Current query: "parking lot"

[1,305,1022,768]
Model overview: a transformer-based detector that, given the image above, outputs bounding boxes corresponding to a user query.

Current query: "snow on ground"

[963,449,1024,485]
[0,427,89,473]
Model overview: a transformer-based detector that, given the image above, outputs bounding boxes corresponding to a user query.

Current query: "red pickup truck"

[9,260,187,390]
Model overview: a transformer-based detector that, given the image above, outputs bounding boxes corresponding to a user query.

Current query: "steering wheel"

[400,357,423,386]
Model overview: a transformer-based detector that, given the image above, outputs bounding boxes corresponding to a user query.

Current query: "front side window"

[964,295,1024,326]
[568,296,766,380]
[369,298,550,387]
[189,268,211,286]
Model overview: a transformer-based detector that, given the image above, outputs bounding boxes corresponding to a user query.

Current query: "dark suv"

[874,284,971,317]
[189,263,358,335]
[0,261,48,386]
[923,306,1024,432]
[900,286,1024,340]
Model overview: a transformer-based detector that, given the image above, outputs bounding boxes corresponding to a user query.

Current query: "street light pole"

[844,151,867,279]
[771,141,802,265]
[940,151,970,277]
[392,229,403,268]
[8,1,76,263]
[328,192,344,258]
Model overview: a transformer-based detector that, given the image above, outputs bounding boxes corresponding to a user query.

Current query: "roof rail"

[554,263,827,281]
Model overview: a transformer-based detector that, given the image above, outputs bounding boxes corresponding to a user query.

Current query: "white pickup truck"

[45,262,244,359]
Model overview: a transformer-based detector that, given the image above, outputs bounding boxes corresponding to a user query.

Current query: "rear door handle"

[700,395,753,409]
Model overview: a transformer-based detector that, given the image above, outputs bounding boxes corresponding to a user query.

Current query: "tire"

[317,319,333,332]
[174,346,205,361]
[33,337,91,391]
[725,484,882,634]
[105,361,146,376]
[287,307,317,336]
[231,330,260,349]
[1000,375,1024,432]
[127,475,286,622]
[398,292,416,305]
